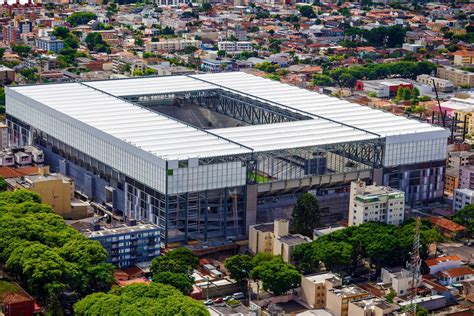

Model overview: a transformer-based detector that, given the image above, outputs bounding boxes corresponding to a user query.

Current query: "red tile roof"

[430,217,466,232]
[0,166,39,179]
[425,255,462,267]
[438,266,473,278]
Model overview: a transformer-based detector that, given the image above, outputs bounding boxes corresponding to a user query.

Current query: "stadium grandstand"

[6,72,449,244]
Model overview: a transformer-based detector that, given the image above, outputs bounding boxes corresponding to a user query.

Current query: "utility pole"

[407,217,421,316]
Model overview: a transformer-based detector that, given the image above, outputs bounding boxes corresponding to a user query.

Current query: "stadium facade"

[6,72,449,244]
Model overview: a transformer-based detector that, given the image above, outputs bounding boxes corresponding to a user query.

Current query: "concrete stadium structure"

[6,72,449,244]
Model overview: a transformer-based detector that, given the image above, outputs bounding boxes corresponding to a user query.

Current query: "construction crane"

[406,217,422,315]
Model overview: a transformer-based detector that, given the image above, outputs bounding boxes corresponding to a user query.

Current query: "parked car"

[204,299,214,305]
[214,297,223,304]
[233,292,245,300]
[223,296,233,301]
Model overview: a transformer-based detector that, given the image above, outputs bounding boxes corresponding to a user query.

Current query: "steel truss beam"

[125,89,312,125]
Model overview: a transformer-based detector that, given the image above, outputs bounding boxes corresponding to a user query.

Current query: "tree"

[312,74,333,86]
[217,50,226,57]
[85,33,110,53]
[52,26,70,39]
[416,306,429,316]
[0,177,6,191]
[151,247,198,277]
[74,283,208,316]
[402,87,413,101]
[11,44,31,58]
[452,206,474,239]
[184,46,198,55]
[250,258,301,296]
[299,5,316,18]
[251,252,275,267]
[292,193,320,237]
[224,255,254,282]
[154,272,193,295]
[0,190,114,308]
[201,3,212,12]
[66,12,97,27]
[135,37,144,46]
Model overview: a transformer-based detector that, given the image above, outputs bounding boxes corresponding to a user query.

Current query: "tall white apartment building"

[349,180,405,226]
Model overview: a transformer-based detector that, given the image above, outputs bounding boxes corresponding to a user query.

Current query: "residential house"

[437,267,473,286]
[424,255,463,275]
[429,217,466,239]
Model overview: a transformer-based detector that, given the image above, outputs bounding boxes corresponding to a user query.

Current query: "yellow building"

[444,168,460,196]
[326,286,370,316]
[248,219,310,263]
[454,51,474,66]
[438,66,474,88]
[300,273,341,309]
[8,166,89,219]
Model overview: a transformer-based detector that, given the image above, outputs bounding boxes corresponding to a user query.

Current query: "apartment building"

[84,222,160,268]
[326,286,369,316]
[35,37,64,53]
[459,165,474,189]
[381,267,422,296]
[7,166,89,220]
[416,74,454,93]
[217,41,252,53]
[248,219,310,263]
[448,151,474,168]
[349,180,405,226]
[145,39,201,53]
[453,51,474,66]
[155,0,188,7]
[438,66,474,88]
[444,167,460,196]
[453,188,474,212]
[0,124,7,150]
[112,56,145,74]
[300,273,341,309]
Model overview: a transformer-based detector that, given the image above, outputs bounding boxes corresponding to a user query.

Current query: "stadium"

[6,72,449,244]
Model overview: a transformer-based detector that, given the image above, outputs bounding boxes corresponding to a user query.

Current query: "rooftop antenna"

[406,217,421,316]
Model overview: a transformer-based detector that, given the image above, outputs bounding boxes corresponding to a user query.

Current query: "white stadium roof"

[9,72,447,160]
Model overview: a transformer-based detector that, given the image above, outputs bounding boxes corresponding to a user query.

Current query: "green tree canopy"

[299,5,316,18]
[452,206,474,239]
[292,193,320,237]
[0,190,114,307]
[224,255,254,282]
[293,221,443,274]
[0,177,7,191]
[66,12,97,27]
[250,257,301,296]
[74,283,209,316]
[154,272,193,295]
[151,247,198,277]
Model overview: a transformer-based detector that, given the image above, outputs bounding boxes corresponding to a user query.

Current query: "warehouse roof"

[9,72,447,160]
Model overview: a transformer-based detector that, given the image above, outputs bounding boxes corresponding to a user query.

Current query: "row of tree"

[344,25,407,48]
[0,190,115,313]
[224,253,301,296]
[313,61,437,88]
[293,221,443,274]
